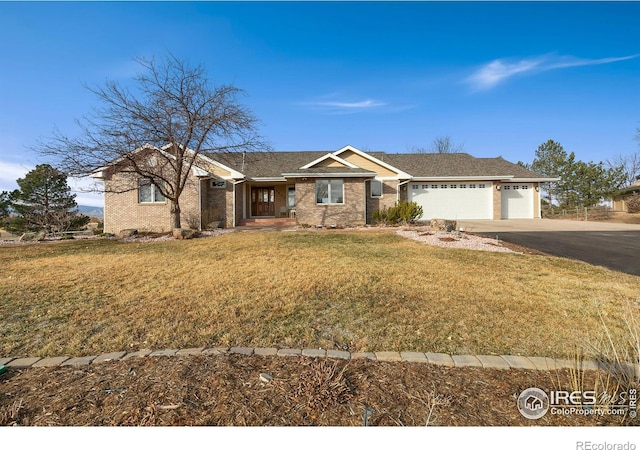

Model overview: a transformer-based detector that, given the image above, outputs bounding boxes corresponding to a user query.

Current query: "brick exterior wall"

[533,184,541,218]
[103,172,201,234]
[366,180,399,224]
[492,181,501,220]
[294,178,367,227]
[201,179,235,229]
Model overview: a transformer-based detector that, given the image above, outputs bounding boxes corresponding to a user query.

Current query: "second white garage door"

[409,182,493,220]
[501,184,534,219]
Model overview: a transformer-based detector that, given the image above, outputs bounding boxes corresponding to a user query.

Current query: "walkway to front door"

[251,186,275,217]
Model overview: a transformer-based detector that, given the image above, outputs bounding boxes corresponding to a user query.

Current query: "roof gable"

[332,145,410,178]
[300,153,359,169]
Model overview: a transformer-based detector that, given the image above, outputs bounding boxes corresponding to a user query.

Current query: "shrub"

[626,193,640,213]
[373,201,423,226]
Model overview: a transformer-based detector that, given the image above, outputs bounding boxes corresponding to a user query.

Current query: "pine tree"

[10,164,86,233]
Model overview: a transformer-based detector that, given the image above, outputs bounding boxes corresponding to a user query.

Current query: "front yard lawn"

[2,230,639,359]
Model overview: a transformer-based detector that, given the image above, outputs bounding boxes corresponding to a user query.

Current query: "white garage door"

[409,182,493,220]
[501,184,534,219]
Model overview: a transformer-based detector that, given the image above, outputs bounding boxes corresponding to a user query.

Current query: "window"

[460,184,466,189]
[316,179,344,204]
[431,184,438,189]
[504,185,511,190]
[287,186,296,207]
[211,180,226,189]
[421,184,429,189]
[479,184,486,189]
[522,185,529,190]
[138,179,166,203]
[440,184,447,189]
[371,179,383,198]
[412,184,419,190]
[450,184,457,189]
[469,184,476,189]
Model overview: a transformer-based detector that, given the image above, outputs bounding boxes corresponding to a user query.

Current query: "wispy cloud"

[467,53,639,91]
[300,96,388,115]
[312,99,386,109]
[0,161,33,190]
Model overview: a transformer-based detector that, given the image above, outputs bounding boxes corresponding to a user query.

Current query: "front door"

[251,186,275,216]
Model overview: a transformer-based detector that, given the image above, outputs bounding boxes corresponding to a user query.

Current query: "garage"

[501,183,534,219]
[409,182,493,220]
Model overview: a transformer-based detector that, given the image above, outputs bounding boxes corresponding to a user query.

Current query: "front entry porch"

[238,217,297,228]
[245,183,296,220]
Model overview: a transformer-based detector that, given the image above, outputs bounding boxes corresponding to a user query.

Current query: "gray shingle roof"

[205,151,328,178]
[204,150,547,180]
[383,153,546,178]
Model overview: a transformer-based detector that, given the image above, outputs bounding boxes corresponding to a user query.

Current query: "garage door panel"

[409,182,492,220]
[501,184,534,219]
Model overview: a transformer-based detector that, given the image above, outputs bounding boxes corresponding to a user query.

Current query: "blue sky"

[1,1,639,207]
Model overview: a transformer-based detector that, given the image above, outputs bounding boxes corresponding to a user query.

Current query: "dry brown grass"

[2,230,639,359]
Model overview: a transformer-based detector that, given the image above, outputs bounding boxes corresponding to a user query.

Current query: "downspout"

[397,179,412,202]
[198,178,203,231]
[363,179,368,225]
[233,179,246,227]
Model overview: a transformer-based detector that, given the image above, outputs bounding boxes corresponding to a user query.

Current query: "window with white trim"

[138,179,166,203]
[371,179,383,198]
[316,179,344,204]
[431,184,438,189]
[479,184,486,189]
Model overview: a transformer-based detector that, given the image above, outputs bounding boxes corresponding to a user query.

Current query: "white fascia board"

[410,176,512,181]
[196,152,245,179]
[300,153,359,169]
[192,166,210,177]
[89,170,106,179]
[282,172,376,178]
[250,177,287,182]
[332,145,411,178]
[509,177,560,182]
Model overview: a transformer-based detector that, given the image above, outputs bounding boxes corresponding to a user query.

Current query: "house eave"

[410,176,512,181]
[282,172,376,178]
[509,177,559,182]
[250,177,287,182]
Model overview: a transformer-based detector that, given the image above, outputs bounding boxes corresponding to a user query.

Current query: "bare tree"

[38,54,270,229]
[411,136,464,154]
[606,151,640,187]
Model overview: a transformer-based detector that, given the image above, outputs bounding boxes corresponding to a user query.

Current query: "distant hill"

[77,205,104,219]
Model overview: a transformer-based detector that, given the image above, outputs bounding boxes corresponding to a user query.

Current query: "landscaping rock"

[118,229,138,239]
[429,219,457,232]
[172,228,197,240]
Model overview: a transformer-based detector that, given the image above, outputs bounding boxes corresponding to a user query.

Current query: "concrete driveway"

[457,219,640,276]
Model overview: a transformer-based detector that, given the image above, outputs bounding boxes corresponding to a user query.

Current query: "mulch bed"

[1,355,636,426]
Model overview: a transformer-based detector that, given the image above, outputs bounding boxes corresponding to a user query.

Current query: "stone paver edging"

[2,347,632,374]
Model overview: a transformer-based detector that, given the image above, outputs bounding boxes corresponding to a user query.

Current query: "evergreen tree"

[10,164,86,233]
